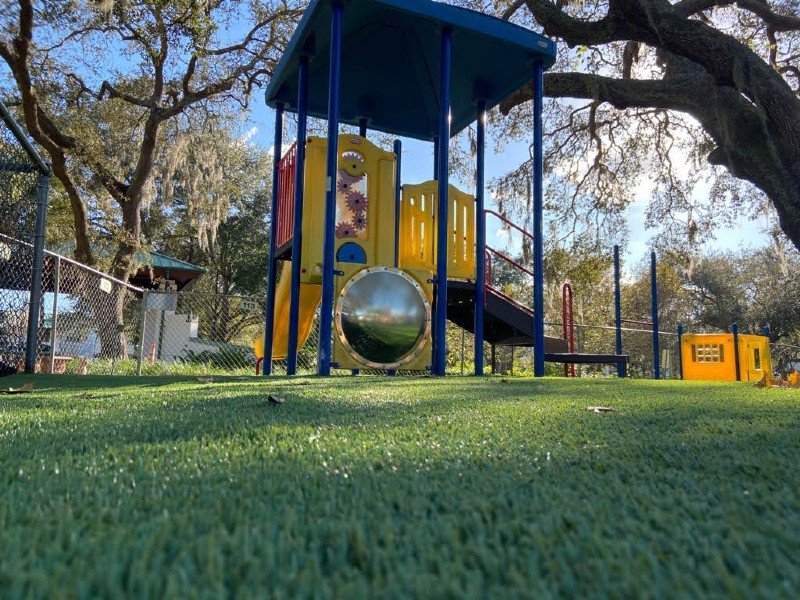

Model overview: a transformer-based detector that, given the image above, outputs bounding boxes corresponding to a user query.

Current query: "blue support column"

[732,322,741,381]
[393,139,402,267]
[613,244,623,378]
[359,118,368,138]
[474,101,486,376]
[262,102,284,376]
[532,62,545,377]
[650,250,660,380]
[433,27,452,376]
[317,1,344,376]
[677,324,684,380]
[286,58,309,375]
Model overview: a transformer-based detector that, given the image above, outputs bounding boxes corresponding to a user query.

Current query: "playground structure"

[679,330,772,382]
[257,0,631,377]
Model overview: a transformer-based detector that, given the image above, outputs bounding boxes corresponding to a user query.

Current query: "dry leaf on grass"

[586,406,615,413]
[0,382,34,394]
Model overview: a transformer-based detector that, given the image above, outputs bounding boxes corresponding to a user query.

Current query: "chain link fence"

[0,224,784,379]
[0,232,322,376]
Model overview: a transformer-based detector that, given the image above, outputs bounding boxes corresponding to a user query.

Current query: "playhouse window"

[692,343,724,363]
[753,348,761,370]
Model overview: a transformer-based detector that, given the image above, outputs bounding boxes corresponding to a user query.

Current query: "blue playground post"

[613,244,623,378]
[677,323,683,379]
[262,102,284,376]
[763,325,770,338]
[433,26,452,376]
[287,59,309,375]
[532,62,545,377]
[732,322,741,381]
[318,1,345,376]
[474,100,486,376]
[393,139,402,267]
[359,118,367,138]
[650,250,660,379]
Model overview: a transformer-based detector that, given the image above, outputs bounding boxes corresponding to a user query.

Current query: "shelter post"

[474,101,486,376]
[359,118,368,138]
[732,322,741,381]
[613,244,623,377]
[318,0,345,376]
[532,62,545,377]
[433,27,453,376]
[393,139,402,267]
[677,323,683,379]
[287,59,309,375]
[263,102,284,376]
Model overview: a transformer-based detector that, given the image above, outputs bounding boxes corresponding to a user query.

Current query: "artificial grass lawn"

[1,374,798,598]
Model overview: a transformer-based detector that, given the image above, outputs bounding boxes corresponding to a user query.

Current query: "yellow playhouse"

[681,333,772,382]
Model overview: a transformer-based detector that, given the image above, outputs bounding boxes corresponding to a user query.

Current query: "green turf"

[1,374,798,598]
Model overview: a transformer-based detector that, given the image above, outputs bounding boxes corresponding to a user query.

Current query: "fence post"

[48,255,61,374]
[136,290,149,376]
[24,174,50,373]
[732,322,741,381]
[650,251,660,380]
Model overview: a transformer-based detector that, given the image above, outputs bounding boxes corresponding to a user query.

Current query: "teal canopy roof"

[264,0,555,141]
[139,251,205,274]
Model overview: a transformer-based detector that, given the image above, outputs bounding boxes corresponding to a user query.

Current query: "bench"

[544,353,629,377]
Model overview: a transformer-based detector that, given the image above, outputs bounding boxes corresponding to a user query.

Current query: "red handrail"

[484,209,534,243]
[485,246,534,279]
[275,141,297,250]
[562,283,575,377]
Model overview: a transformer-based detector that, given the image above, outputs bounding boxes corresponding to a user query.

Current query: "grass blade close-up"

[1,374,798,598]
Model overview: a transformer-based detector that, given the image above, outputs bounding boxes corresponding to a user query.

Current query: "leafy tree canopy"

[486,0,800,255]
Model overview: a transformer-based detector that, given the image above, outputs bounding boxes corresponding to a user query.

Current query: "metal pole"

[317,1,344,376]
[358,118,368,138]
[24,174,50,373]
[613,244,623,378]
[460,327,465,375]
[48,255,60,374]
[677,323,683,380]
[263,102,284,376]
[433,27,452,376]
[532,62,545,377]
[287,58,310,375]
[732,322,741,381]
[393,139,402,267]
[136,290,148,376]
[650,250,660,380]
[474,101,486,376]
[0,98,51,175]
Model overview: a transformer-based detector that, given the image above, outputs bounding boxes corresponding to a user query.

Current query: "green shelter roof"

[138,251,206,274]
[264,0,556,141]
